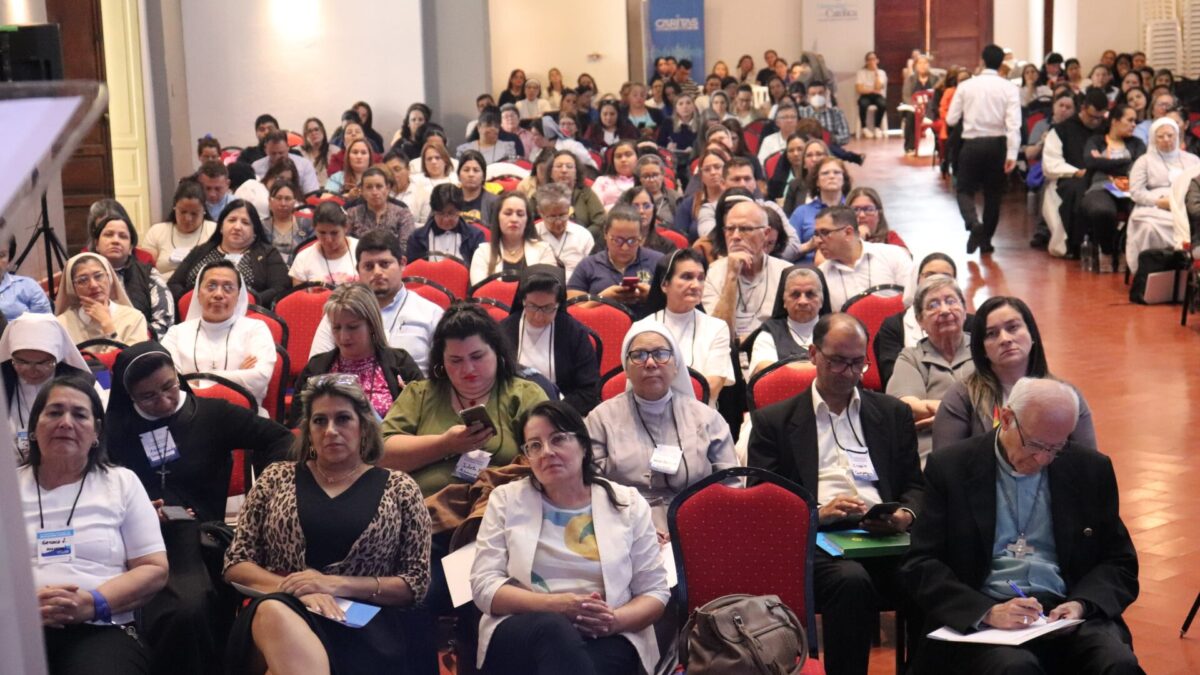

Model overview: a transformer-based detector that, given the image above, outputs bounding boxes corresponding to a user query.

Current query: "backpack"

[680,594,808,675]
[1130,248,1190,304]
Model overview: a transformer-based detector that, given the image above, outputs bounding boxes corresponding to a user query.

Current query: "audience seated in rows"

[469,191,556,285]
[749,265,830,376]
[143,181,217,275]
[567,206,663,319]
[86,201,175,339]
[288,202,359,287]
[0,314,94,455]
[56,252,149,348]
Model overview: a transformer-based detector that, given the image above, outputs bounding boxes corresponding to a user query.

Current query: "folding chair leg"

[1182,589,1200,636]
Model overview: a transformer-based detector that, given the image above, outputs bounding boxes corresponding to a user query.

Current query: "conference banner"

[645,0,705,80]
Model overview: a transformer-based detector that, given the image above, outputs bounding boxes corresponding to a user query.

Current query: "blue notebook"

[231,582,381,628]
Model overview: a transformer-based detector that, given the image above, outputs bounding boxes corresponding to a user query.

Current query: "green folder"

[817,529,911,558]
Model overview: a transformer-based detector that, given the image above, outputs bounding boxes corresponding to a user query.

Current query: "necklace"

[311,460,362,484]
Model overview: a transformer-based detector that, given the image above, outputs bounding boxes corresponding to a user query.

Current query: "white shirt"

[757,131,786,164]
[638,308,735,386]
[945,69,1022,161]
[818,241,913,312]
[856,68,888,92]
[162,316,277,410]
[516,318,555,381]
[516,98,551,120]
[309,286,444,375]
[750,316,817,368]
[812,386,883,508]
[536,220,595,279]
[468,240,557,285]
[251,152,322,195]
[1041,128,1080,179]
[289,237,360,285]
[21,465,165,625]
[395,177,432,225]
[142,220,218,274]
[703,254,791,338]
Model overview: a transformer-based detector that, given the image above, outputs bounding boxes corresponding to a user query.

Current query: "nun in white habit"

[161,260,276,413]
[0,313,96,456]
[585,320,736,533]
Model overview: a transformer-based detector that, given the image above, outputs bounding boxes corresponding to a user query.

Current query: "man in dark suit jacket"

[900,377,1142,674]
[749,313,923,675]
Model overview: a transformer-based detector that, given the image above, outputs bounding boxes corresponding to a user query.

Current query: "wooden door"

[45,0,114,252]
[874,1,926,125]
[929,0,993,75]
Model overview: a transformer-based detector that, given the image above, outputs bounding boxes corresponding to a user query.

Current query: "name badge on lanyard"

[140,428,180,467]
[37,528,75,565]
[650,444,683,474]
[453,449,492,482]
[169,247,193,264]
[16,430,30,454]
[843,444,879,482]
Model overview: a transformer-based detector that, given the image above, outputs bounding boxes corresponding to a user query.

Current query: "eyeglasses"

[817,350,868,374]
[524,300,559,315]
[812,226,848,239]
[608,235,641,248]
[923,296,963,312]
[1011,413,1067,456]
[851,205,878,215]
[540,213,570,223]
[522,430,577,457]
[202,281,239,294]
[132,379,180,405]
[724,224,765,236]
[633,202,654,211]
[12,355,56,369]
[627,348,674,365]
[72,272,108,287]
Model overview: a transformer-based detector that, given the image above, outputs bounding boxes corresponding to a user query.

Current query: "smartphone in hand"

[459,405,496,434]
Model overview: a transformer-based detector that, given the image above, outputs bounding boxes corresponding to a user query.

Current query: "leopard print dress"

[223,462,431,600]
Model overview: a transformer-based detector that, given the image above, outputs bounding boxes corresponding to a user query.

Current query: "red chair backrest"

[261,345,289,422]
[186,374,257,496]
[469,273,520,308]
[842,285,905,391]
[246,305,289,349]
[490,177,520,192]
[274,284,333,379]
[565,296,633,377]
[466,297,512,323]
[403,276,456,310]
[405,257,470,299]
[588,150,603,171]
[748,359,817,410]
[669,467,818,639]
[470,221,491,242]
[600,367,709,403]
[134,247,156,266]
[763,150,783,178]
[658,228,688,249]
[1025,111,1046,138]
[513,158,533,171]
[76,338,126,372]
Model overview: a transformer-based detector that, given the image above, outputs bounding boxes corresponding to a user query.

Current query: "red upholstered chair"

[470,221,491,242]
[911,90,934,157]
[669,466,824,673]
[179,289,256,320]
[599,366,710,404]
[469,272,521,308]
[246,305,289,349]
[841,284,906,392]
[763,150,783,179]
[743,118,769,156]
[294,236,318,256]
[658,228,688,249]
[466,297,512,323]
[587,150,603,171]
[76,338,128,373]
[403,276,456,310]
[185,373,257,496]
[405,257,470,299]
[133,247,156,266]
[748,358,818,410]
[220,147,242,165]
[274,283,333,380]
[564,295,633,378]
[513,158,533,171]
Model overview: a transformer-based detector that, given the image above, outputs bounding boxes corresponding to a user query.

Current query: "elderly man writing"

[901,377,1142,674]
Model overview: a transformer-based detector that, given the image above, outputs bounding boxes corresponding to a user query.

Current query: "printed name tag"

[140,428,180,467]
[650,444,684,474]
[16,430,29,455]
[169,247,193,264]
[37,528,75,565]
[453,449,492,482]
[843,445,879,482]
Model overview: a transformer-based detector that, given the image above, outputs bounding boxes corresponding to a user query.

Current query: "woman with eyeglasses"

[610,185,679,256]
[846,187,907,249]
[471,400,670,675]
[634,154,680,233]
[105,342,291,675]
[0,314,95,457]
[885,276,973,463]
[931,296,1096,452]
[500,265,601,417]
[587,322,735,534]
[788,156,852,263]
[55,252,150,348]
[291,283,424,426]
[407,183,487,264]
[161,261,277,414]
[547,149,607,238]
[261,180,314,264]
[469,191,557,285]
[875,253,962,388]
[224,376,431,675]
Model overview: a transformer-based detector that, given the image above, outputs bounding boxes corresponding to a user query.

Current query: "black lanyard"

[193,321,235,371]
[827,410,866,451]
[631,396,688,490]
[387,291,411,334]
[146,426,172,491]
[35,467,87,530]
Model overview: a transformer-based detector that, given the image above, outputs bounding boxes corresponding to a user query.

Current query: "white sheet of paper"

[442,543,478,608]
[927,617,1084,645]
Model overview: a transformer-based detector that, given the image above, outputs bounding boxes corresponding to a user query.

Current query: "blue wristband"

[89,590,112,623]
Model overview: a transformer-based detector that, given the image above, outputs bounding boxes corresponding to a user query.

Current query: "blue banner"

[645,0,705,82]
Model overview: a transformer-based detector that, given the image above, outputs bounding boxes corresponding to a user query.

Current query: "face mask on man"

[809,95,826,109]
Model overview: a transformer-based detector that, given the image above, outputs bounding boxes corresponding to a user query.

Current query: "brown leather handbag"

[679,593,809,674]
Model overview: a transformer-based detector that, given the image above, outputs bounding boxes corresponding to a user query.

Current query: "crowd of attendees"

[7,42,1168,675]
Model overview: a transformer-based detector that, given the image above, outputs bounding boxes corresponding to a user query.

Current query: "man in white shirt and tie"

[946,44,1021,255]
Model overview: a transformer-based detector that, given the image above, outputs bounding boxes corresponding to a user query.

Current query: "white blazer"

[470,478,670,673]
[468,240,557,285]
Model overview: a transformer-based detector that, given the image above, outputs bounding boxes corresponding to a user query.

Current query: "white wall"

[488,0,628,96]
[704,0,802,74]
[181,0,425,149]
[1072,0,1140,64]
[800,0,873,127]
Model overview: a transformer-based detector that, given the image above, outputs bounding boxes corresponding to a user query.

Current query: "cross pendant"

[1006,536,1035,559]
[158,465,170,491]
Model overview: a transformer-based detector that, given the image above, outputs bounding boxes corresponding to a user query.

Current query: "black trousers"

[1057,176,1089,253]
[44,624,149,675]
[483,612,639,675]
[917,618,1143,675]
[955,137,1008,242]
[858,94,886,128]
[144,520,229,675]
[1079,189,1130,255]
[813,551,902,675]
